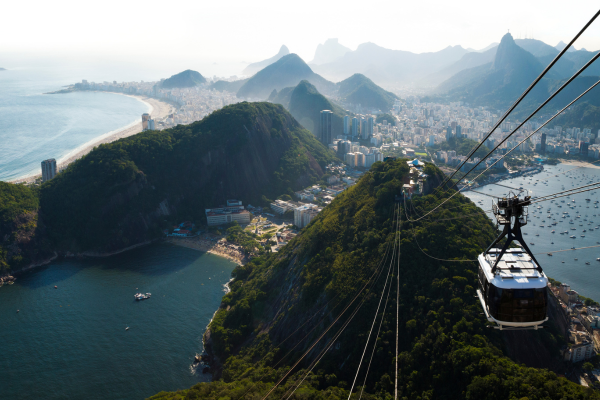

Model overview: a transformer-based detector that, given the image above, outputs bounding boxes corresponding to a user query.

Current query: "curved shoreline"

[9,93,173,183]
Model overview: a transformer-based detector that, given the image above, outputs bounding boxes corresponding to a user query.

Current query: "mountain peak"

[492,32,539,71]
[500,32,515,45]
[278,45,290,55]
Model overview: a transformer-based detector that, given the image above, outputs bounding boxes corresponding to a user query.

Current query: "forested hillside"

[38,102,337,254]
[0,182,52,274]
[150,159,594,400]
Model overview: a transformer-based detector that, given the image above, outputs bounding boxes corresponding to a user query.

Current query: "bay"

[0,67,150,181]
[0,243,235,400]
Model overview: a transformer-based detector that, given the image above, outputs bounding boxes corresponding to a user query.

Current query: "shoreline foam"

[8,93,173,183]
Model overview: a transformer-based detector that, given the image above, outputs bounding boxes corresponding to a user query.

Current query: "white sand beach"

[10,94,173,183]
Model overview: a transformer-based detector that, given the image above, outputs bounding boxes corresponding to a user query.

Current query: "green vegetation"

[39,102,337,253]
[375,113,396,126]
[159,70,206,89]
[267,86,295,109]
[226,223,265,255]
[150,159,593,399]
[0,182,51,273]
[337,74,398,111]
[288,80,348,136]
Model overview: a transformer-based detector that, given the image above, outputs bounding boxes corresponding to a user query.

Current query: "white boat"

[570,235,576,238]
[135,292,152,301]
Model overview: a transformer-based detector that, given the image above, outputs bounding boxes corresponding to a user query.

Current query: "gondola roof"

[479,248,547,289]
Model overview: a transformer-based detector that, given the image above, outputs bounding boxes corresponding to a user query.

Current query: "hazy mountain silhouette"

[312,42,469,86]
[267,87,295,109]
[209,79,249,93]
[159,70,206,88]
[309,38,351,65]
[288,80,347,136]
[242,45,290,76]
[435,33,545,107]
[337,73,398,111]
[237,54,335,100]
[555,41,577,53]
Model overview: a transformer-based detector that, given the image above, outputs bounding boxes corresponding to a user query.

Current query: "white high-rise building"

[343,115,349,135]
[41,159,57,182]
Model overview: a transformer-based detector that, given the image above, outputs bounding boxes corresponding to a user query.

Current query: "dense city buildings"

[41,158,57,182]
[74,79,240,131]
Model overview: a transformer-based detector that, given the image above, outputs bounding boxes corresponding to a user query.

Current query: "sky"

[2,0,600,78]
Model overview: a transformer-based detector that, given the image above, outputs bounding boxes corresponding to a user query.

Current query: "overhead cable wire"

[530,185,600,205]
[433,9,600,194]
[404,197,478,262]
[259,207,399,400]
[530,181,600,203]
[442,54,600,197]
[407,76,600,222]
[538,244,600,255]
[237,209,398,400]
[394,203,401,400]
[285,206,402,400]
[347,207,400,399]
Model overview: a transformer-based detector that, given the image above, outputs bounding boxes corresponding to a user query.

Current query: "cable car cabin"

[477,248,548,330]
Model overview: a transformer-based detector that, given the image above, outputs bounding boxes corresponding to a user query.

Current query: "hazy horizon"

[3,0,600,80]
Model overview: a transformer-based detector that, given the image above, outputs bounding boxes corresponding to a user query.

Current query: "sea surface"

[0,243,236,400]
[464,164,600,301]
[0,67,150,181]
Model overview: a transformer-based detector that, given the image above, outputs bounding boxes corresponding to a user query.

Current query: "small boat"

[135,292,152,301]
[54,286,58,289]
[570,235,576,238]
[548,253,553,256]
[575,258,578,261]
[586,262,591,265]
[126,327,129,331]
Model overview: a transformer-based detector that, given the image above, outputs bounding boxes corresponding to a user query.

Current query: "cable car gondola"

[477,195,548,330]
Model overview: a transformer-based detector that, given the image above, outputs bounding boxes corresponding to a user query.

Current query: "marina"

[464,163,600,302]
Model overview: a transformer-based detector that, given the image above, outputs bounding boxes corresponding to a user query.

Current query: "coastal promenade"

[10,95,173,183]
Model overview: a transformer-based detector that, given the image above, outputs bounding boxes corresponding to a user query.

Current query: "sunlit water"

[464,164,600,301]
[0,243,236,400]
[0,67,150,181]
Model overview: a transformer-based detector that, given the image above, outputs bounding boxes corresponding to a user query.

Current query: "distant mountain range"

[312,42,470,87]
[431,32,600,129]
[242,45,289,76]
[159,70,206,89]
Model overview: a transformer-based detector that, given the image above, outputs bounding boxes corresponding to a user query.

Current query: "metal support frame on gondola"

[485,194,543,274]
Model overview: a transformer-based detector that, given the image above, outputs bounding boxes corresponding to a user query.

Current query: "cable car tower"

[476,194,549,330]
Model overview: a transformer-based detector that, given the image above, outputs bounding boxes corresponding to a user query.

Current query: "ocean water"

[0,67,150,181]
[464,164,600,301]
[0,243,236,400]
